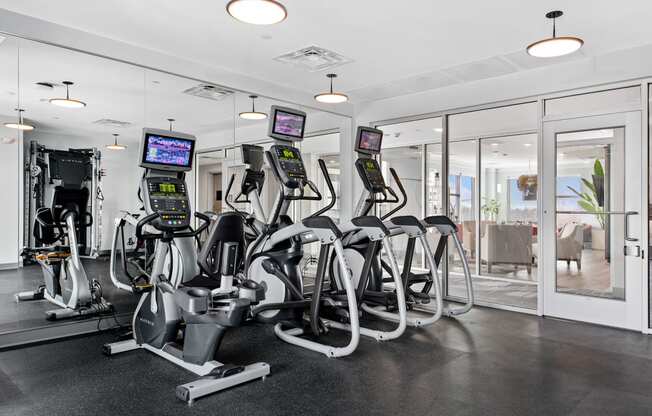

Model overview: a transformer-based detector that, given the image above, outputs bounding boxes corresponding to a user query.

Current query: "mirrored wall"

[0,34,348,346]
[194,96,347,281]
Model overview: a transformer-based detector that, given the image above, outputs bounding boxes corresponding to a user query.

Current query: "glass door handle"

[625,211,639,242]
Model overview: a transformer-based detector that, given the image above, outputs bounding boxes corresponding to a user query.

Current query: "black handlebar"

[286,180,323,201]
[310,159,337,218]
[135,212,211,240]
[224,174,238,212]
[380,168,408,220]
[135,213,160,240]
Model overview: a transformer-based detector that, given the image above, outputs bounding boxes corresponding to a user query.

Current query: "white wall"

[0,128,21,267]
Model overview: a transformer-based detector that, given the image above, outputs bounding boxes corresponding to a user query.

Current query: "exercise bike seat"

[182,275,225,290]
[175,287,250,328]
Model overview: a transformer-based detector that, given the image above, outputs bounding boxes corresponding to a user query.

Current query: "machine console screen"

[144,177,191,230]
[143,134,194,168]
[272,110,305,139]
[356,157,386,192]
[271,144,307,187]
[355,127,383,155]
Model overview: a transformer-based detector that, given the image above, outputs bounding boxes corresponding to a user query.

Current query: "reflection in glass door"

[378,146,424,268]
[543,113,643,330]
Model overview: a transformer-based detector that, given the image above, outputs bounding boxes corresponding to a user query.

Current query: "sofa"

[480,223,533,274]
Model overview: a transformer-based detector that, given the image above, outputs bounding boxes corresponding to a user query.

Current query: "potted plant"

[567,159,606,251]
[481,198,500,222]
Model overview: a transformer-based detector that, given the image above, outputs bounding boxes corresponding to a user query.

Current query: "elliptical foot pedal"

[204,364,245,379]
[412,292,431,304]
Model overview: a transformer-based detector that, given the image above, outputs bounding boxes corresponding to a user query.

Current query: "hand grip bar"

[380,168,407,220]
[309,158,337,218]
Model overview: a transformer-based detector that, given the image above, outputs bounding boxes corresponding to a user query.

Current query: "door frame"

[541,111,645,331]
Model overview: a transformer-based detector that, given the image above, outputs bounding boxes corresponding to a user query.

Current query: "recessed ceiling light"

[315,73,348,104]
[491,142,500,146]
[239,95,268,120]
[527,11,583,58]
[106,133,127,151]
[523,143,532,147]
[4,109,34,131]
[226,0,287,25]
[49,81,86,109]
[433,127,443,133]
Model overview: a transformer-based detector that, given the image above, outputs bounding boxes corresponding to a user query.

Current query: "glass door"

[542,112,643,330]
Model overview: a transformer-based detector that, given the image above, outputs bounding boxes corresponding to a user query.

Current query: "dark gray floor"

[2,306,652,415]
[0,259,138,334]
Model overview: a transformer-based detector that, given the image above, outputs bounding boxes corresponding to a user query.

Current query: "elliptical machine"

[17,149,111,320]
[333,126,474,328]
[104,128,269,405]
[224,144,267,244]
[245,106,406,356]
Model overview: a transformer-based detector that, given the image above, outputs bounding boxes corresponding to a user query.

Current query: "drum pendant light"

[239,95,268,120]
[4,109,35,131]
[106,133,127,150]
[49,81,87,109]
[226,0,287,25]
[527,11,583,58]
[314,74,348,104]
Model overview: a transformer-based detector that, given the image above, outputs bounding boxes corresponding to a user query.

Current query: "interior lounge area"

[1,2,652,415]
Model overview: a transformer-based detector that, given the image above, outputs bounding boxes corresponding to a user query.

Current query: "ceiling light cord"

[250,95,258,112]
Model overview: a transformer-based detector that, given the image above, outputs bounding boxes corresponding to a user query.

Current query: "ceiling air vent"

[183,84,234,101]
[93,119,133,128]
[274,46,352,72]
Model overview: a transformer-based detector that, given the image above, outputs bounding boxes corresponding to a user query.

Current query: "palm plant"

[567,159,606,228]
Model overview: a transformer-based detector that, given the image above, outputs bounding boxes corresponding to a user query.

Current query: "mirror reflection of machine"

[17,144,111,320]
[105,128,269,405]
[24,141,103,258]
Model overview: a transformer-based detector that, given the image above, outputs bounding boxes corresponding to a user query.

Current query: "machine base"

[103,339,270,404]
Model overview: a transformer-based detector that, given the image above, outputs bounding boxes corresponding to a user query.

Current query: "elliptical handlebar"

[309,158,337,218]
[224,173,239,212]
[135,212,211,240]
[380,168,408,220]
[135,213,160,240]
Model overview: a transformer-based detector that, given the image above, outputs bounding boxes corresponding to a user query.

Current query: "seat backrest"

[51,186,90,223]
[197,212,245,278]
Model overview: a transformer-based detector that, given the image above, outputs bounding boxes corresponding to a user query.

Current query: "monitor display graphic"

[143,134,194,168]
[273,110,305,139]
[358,129,382,153]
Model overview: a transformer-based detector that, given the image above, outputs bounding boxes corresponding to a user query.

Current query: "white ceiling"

[1,1,651,102]
[0,35,346,146]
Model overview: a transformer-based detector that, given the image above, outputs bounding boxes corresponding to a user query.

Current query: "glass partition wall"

[376,103,539,310]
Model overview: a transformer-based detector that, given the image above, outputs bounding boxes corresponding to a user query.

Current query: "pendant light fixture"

[4,109,35,131]
[226,0,287,25]
[239,95,268,120]
[105,133,127,151]
[167,118,175,131]
[527,11,583,58]
[49,81,87,109]
[314,73,348,104]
